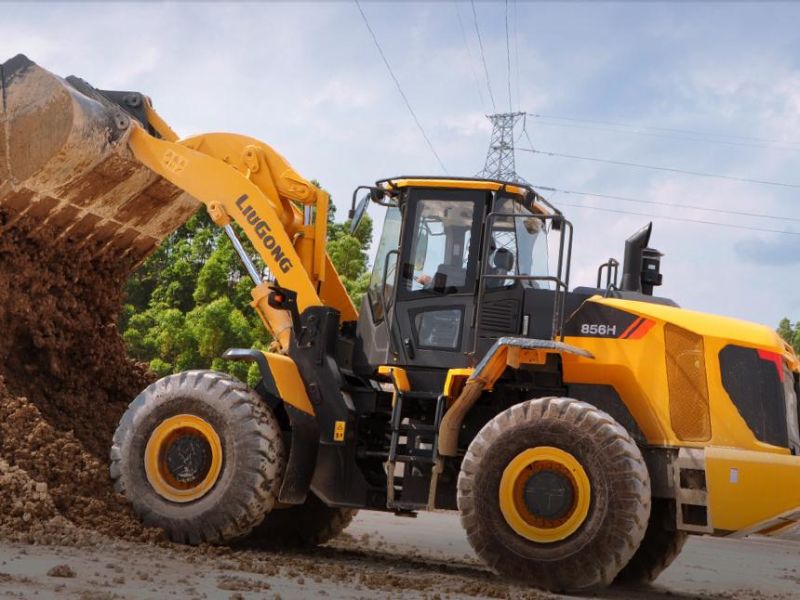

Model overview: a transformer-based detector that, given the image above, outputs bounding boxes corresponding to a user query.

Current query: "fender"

[222,348,318,504]
[438,337,594,456]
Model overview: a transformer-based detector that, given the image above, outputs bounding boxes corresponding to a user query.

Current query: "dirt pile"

[0,208,160,542]
[0,457,56,525]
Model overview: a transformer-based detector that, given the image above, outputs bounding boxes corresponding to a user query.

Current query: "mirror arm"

[350,185,392,234]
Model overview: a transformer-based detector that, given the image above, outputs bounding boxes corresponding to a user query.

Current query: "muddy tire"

[457,397,651,592]
[246,492,357,548]
[615,499,688,584]
[110,370,285,545]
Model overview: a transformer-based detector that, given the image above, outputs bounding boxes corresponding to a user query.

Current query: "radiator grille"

[665,324,711,441]
[719,345,789,448]
[478,299,520,335]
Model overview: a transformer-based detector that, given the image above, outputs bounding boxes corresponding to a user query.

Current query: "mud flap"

[279,405,319,504]
[289,307,370,509]
[222,348,319,504]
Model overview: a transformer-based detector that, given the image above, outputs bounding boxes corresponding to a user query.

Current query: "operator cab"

[350,177,570,377]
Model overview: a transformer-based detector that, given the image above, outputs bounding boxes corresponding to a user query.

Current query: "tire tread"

[457,396,651,591]
[109,370,285,545]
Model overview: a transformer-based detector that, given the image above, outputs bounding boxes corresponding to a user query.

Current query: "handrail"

[473,210,573,353]
[596,258,620,291]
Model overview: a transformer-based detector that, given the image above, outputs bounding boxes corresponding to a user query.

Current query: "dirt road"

[0,511,797,600]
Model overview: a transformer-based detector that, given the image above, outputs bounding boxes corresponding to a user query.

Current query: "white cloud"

[3,0,799,325]
[304,79,381,110]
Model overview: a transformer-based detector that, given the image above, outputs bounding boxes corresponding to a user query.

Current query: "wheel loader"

[2,55,799,592]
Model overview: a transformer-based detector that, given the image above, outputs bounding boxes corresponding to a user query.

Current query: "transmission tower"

[476,112,528,183]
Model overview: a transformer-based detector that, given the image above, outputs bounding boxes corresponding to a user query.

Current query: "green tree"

[777,318,800,355]
[121,187,372,383]
[327,202,373,305]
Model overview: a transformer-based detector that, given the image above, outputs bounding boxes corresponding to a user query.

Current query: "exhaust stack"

[621,223,652,293]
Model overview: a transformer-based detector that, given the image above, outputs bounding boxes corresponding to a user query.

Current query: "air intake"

[665,324,711,441]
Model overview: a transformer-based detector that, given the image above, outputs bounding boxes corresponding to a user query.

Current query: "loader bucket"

[0,54,198,262]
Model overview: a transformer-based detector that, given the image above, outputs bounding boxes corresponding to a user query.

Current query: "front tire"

[110,370,285,545]
[457,397,651,591]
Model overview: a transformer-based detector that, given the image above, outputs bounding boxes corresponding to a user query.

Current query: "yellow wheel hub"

[144,414,223,503]
[498,446,591,543]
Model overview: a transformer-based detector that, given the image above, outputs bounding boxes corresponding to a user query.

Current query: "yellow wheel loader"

[3,55,799,592]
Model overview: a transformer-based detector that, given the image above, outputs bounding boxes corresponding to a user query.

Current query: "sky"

[2,1,799,327]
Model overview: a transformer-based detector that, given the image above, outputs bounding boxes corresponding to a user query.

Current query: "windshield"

[489,196,551,289]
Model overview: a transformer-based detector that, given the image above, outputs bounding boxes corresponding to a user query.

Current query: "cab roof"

[376,176,557,215]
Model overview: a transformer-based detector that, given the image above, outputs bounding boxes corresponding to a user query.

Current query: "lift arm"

[127,120,357,348]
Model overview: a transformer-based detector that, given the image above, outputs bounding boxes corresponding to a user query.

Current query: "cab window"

[488,196,551,289]
[401,192,481,296]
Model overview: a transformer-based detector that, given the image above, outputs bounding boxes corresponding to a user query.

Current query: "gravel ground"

[0,510,798,600]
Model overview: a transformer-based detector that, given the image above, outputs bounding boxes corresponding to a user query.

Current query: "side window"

[412,307,464,350]
[488,199,518,289]
[487,196,550,290]
[403,199,476,294]
[368,207,402,321]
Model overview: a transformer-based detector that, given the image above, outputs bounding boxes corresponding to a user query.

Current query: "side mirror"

[349,192,370,235]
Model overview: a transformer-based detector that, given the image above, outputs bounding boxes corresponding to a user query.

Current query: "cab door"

[392,188,486,369]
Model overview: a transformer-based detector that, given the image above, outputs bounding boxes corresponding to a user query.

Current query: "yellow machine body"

[440,295,800,536]
[4,55,799,544]
[561,297,792,452]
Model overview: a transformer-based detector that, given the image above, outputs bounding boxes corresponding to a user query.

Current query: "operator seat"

[486,248,515,289]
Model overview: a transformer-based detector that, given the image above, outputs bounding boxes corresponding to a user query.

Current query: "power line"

[522,116,536,157]
[527,113,800,149]
[532,184,800,224]
[514,112,527,144]
[527,115,800,152]
[355,0,448,173]
[505,0,512,112]
[513,0,520,112]
[470,0,496,112]
[552,199,800,237]
[454,1,488,113]
[519,147,800,189]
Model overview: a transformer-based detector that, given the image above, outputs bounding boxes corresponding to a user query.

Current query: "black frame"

[387,187,488,368]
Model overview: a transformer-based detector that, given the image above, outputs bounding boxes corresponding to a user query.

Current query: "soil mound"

[0,209,159,542]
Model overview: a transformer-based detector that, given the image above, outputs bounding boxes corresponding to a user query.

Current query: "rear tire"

[457,397,651,592]
[246,492,357,548]
[615,499,688,584]
[110,370,285,545]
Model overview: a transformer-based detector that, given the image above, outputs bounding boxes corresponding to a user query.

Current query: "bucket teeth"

[0,54,198,263]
